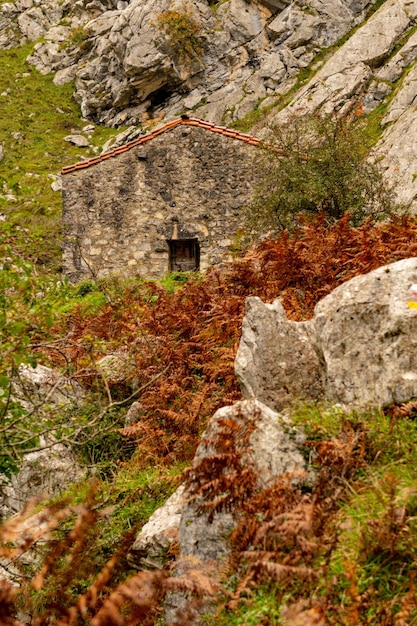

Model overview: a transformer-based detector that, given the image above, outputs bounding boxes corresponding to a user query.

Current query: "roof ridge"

[61,116,260,175]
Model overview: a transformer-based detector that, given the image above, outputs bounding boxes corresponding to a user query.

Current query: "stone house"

[61,116,260,282]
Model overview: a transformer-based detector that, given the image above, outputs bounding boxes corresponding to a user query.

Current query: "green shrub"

[246,111,404,235]
[156,2,204,59]
[59,25,89,51]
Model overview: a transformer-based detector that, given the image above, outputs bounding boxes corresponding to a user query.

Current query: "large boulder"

[143,399,305,624]
[236,258,417,410]
[235,297,323,410]
[314,257,417,406]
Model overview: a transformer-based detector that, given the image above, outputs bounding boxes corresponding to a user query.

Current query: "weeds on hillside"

[2,403,416,624]
[155,2,205,60]
[183,405,417,624]
[45,215,417,470]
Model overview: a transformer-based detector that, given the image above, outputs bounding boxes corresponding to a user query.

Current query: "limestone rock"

[50,174,62,191]
[64,133,91,147]
[0,145,4,162]
[96,351,136,384]
[375,106,417,209]
[128,485,185,570]
[273,0,417,121]
[124,400,144,426]
[236,258,417,411]
[381,62,417,125]
[16,364,85,408]
[17,2,64,41]
[235,297,323,411]
[130,399,306,623]
[314,258,417,407]
[0,444,86,519]
[165,399,306,624]
[53,64,78,85]
[376,29,417,83]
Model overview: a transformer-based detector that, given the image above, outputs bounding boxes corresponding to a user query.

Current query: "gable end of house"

[62,117,261,282]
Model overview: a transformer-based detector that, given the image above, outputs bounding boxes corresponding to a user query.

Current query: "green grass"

[69,459,185,555]
[0,43,123,271]
[213,586,281,625]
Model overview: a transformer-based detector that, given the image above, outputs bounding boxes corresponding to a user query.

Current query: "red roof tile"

[61,116,261,175]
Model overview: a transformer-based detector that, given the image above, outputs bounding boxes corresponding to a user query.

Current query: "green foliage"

[247,111,402,235]
[156,2,204,59]
[73,404,134,474]
[0,229,61,477]
[213,586,281,625]
[60,25,89,50]
[0,230,139,480]
[157,270,196,293]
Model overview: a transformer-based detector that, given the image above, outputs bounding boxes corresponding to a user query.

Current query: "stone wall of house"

[62,125,257,281]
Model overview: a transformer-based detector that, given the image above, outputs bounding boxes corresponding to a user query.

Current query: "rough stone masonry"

[61,118,258,281]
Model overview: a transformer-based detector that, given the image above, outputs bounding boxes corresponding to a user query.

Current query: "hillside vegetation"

[2,216,417,623]
[0,44,121,270]
[2,1,417,621]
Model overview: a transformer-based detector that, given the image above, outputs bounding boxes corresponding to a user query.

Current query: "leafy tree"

[246,111,402,235]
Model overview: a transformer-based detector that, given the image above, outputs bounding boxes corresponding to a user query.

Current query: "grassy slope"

[0,43,119,269]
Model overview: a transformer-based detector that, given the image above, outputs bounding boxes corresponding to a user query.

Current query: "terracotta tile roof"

[61,115,261,175]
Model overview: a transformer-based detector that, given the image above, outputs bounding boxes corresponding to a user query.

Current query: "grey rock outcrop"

[2,0,376,126]
[236,258,417,411]
[69,0,375,126]
[272,0,417,122]
[236,297,323,410]
[130,399,305,623]
[374,103,417,208]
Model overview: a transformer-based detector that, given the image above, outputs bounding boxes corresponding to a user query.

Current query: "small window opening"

[168,239,200,272]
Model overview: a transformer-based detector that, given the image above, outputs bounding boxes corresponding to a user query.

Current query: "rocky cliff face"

[1,0,375,126]
[2,0,417,207]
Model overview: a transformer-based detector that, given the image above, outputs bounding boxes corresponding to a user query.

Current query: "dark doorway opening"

[168,239,200,272]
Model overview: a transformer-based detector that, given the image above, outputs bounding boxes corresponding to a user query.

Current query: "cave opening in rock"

[149,87,173,109]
